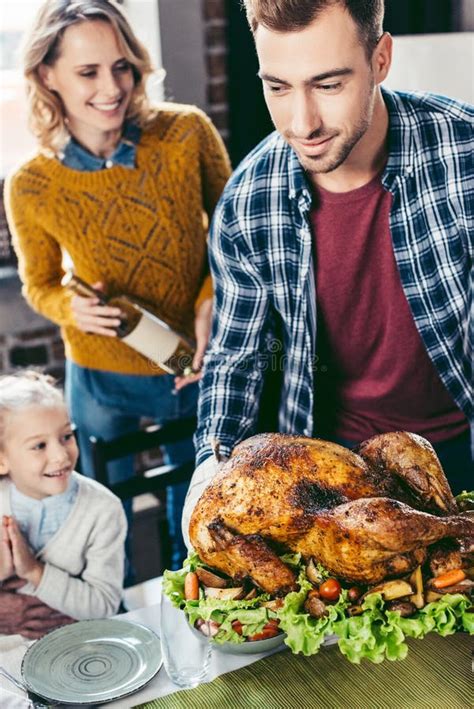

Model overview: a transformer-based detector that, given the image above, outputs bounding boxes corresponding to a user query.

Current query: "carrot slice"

[432,569,466,589]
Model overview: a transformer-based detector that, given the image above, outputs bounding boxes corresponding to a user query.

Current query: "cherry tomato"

[319,578,342,601]
[247,620,280,642]
[231,620,243,635]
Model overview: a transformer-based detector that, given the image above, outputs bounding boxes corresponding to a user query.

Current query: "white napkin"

[0,634,32,707]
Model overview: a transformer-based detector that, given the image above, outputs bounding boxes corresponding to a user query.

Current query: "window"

[0,1,42,176]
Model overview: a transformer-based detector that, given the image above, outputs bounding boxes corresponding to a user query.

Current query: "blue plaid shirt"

[195,88,473,465]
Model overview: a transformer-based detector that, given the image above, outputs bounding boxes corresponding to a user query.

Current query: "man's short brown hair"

[242,0,384,58]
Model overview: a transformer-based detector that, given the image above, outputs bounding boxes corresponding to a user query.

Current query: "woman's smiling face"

[40,19,135,152]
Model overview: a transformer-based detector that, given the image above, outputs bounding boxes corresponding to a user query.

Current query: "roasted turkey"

[189,432,473,594]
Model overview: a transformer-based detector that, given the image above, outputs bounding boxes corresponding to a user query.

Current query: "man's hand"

[6,518,44,588]
[175,298,213,391]
[0,515,14,581]
[70,281,122,337]
[0,582,75,639]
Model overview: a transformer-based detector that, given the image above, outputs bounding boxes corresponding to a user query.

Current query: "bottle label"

[121,309,181,373]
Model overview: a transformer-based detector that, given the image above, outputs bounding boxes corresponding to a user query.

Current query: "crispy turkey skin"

[189,432,472,594]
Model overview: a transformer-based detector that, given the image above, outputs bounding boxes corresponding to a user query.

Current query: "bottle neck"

[62,272,107,304]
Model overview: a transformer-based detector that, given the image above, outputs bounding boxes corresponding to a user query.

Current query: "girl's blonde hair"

[22,0,156,153]
[0,371,65,449]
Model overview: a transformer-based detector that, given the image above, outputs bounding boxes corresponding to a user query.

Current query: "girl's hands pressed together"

[0,515,14,581]
[70,281,122,337]
[6,517,44,588]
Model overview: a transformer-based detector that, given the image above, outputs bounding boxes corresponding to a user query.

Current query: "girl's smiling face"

[0,405,78,499]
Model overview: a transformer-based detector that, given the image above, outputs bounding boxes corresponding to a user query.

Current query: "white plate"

[22,619,162,705]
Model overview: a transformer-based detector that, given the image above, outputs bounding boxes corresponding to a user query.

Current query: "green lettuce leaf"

[334,593,408,664]
[163,554,473,661]
[278,569,346,656]
[420,593,472,636]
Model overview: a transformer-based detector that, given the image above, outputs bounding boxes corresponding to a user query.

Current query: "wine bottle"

[61,272,196,376]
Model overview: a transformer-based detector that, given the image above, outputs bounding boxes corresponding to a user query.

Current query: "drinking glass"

[160,591,211,688]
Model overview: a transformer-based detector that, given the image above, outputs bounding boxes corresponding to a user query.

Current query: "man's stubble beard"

[296,79,376,176]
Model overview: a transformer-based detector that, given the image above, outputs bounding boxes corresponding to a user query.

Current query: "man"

[182,0,472,541]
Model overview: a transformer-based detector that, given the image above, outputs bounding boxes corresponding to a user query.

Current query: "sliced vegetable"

[197,620,220,637]
[429,579,474,595]
[231,620,243,635]
[409,566,425,609]
[425,590,443,603]
[196,567,228,588]
[365,579,413,601]
[432,569,466,589]
[247,619,280,642]
[184,571,199,600]
[262,599,284,611]
[204,586,245,600]
[306,558,325,585]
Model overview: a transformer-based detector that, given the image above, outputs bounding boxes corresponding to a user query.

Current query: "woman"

[4,0,231,577]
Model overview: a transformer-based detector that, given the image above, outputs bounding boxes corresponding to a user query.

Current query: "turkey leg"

[357,432,457,515]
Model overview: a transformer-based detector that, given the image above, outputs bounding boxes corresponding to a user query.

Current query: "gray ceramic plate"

[22,619,162,705]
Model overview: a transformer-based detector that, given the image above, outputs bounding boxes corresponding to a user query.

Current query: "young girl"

[0,371,127,623]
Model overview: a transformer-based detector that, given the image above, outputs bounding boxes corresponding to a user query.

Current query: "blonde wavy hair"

[22,0,157,154]
[0,371,65,449]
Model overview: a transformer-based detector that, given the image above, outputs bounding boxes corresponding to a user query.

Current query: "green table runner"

[140,632,472,709]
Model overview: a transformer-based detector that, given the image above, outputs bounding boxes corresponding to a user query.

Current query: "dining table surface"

[115,604,472,709]
[1,599,472,708]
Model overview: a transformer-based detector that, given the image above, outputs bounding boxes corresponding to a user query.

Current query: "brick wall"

[203,0,230,141]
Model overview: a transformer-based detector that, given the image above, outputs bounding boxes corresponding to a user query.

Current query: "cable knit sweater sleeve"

[4,170,76,328]
[20,475,127,620]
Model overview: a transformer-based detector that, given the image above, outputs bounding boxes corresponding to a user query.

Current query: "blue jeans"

[65,361,198,575]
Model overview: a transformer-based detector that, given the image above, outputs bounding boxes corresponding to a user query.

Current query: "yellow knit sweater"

[5,104,231,375]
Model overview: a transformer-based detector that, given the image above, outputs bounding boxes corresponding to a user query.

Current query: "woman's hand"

[175,298,213,391]
[70,281,122,337]
[6,517,44,588]
[0,515,14,581]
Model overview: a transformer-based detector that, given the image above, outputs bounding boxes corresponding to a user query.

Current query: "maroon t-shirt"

[310,173,467,444]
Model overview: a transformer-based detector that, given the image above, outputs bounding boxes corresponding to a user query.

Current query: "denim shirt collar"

[60,122,141,171]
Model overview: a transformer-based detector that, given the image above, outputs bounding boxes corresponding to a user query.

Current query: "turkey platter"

[163,432,472,662]
[189,431,473,594]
